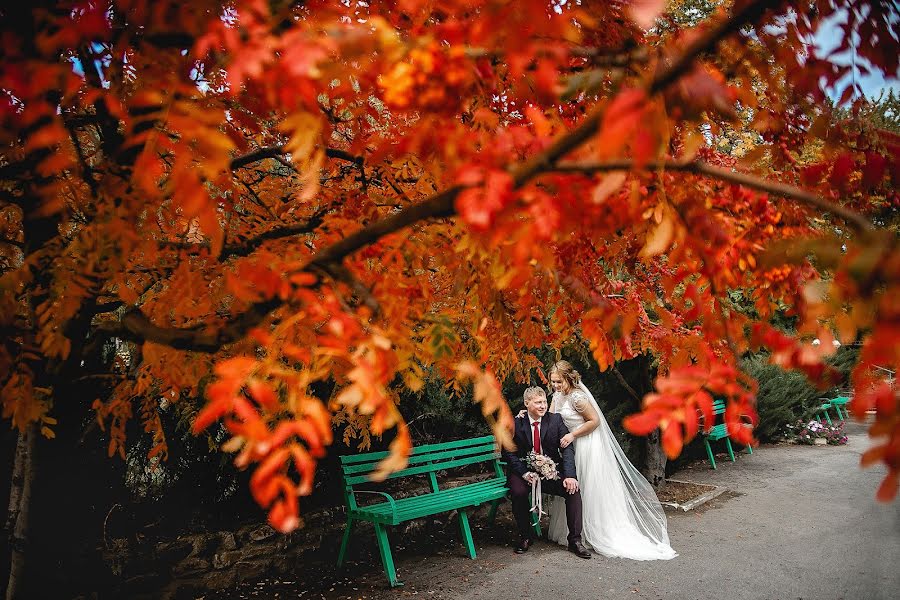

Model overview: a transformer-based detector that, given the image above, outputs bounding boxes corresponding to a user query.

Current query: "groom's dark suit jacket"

[502,413,577,480]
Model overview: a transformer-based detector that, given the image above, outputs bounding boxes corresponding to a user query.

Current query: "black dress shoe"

[514,537,534,554]
[568,541,592,559]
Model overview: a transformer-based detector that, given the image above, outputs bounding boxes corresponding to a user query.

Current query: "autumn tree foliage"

[1,0,898,565]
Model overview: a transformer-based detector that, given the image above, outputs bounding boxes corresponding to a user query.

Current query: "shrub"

[742,354,825,442]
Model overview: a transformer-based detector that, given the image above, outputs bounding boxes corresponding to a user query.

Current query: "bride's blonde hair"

[549,360,581,391]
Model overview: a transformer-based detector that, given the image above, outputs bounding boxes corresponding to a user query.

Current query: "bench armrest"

[350,490,398,521]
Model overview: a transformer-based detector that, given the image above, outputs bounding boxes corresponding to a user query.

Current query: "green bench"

[816,400,835,426]
[817,396,851,425]
[337,435,508,587]
[702,399,752,470]
[829,396,851,420]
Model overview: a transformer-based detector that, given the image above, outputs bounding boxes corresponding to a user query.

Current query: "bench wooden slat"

[355,486,506,522]
[350,478,506,512]
[351,480,508,523]
[341,441,499,476]
[341,440,498,473]
[356,489,508,525]
[344,451,501,485]
[339,435,496,465]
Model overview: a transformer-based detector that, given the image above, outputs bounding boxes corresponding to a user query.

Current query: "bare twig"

[552,159,875,233]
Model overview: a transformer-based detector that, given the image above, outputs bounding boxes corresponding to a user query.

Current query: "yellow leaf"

[592,172,627,204]
[640,212,675,258]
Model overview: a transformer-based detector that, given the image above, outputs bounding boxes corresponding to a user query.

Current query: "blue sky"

[814,8,900,102]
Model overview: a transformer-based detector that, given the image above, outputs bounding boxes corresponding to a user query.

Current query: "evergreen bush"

[742,344,859,442]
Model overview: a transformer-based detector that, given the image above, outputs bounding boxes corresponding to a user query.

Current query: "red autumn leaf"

[661,422,683,459]
[598,88,646,160]
[694,390,715,433]
[455,170,513,232]
[214,356,258,381]
[801,162,829,186]
[861,152,887,188]
[248,380,279,410]
[623,409,663,435]
[268,493,300,533]
[876,470,899,503]
[828,153,855,191]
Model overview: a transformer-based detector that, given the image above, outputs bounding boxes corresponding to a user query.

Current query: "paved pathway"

[453,420,900,600]
[214,421,900,600]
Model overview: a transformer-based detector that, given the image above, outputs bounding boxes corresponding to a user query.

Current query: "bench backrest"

[340,435,504,501]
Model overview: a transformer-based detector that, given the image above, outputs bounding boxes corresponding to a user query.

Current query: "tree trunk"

[617,355,667,488]
[643,429,667,489]
[5,424,36,600]
[4,429,26,543]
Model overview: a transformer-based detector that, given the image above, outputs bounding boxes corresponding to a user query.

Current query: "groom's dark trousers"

[502,412,584,544]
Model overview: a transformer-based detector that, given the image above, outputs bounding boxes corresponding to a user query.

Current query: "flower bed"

[784,419,849,445]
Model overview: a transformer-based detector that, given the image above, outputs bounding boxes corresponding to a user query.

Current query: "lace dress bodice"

[553,390,589,434]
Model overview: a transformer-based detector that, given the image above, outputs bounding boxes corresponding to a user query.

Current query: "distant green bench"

[337,435,508,587]
[816,400,835,425]
[702,399,752,470]
[829,396,851,420]
[817,396,851,425]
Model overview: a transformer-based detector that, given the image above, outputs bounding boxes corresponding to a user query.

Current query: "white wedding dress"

[547,382,677,560]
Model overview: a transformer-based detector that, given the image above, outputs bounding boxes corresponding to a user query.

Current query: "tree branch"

[230,145,361,170]
[99,0,780,352]
[612,365,643,403]
[156,209,329,259]
[552,159,875,233]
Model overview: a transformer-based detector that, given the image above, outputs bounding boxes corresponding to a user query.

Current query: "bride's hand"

[516,409,526,418]
[560,433,575,448]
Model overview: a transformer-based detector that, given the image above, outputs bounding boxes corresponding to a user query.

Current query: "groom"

[502,387,591,559]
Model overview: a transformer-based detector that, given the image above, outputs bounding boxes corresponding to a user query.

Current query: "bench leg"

[746,443,753,455]
[374,523,401,587]
[823,410,833,426]
[487,498,501,524]
[336,517,354,568]
[704,438,717,470]
[458,509,477,559]
[725,438,736,462]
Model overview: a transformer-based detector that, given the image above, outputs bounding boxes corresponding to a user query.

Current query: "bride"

[546,360,677,560]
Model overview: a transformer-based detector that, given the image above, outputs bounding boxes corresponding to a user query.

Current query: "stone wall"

[105,506,345,600]
[102,475,493,599]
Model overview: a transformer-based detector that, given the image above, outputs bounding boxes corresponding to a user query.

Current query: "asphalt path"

[208,420,900,600]
[453,420,900,600]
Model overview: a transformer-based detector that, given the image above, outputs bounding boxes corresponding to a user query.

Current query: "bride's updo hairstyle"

[550,360,581,392]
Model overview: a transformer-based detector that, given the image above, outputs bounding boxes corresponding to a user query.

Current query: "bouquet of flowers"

[525,451,559,480]
[524,451,559,519]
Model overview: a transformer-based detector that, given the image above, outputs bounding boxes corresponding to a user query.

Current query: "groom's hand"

[563,477,579,494]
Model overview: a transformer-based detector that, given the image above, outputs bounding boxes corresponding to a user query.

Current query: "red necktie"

[532,421,541,454]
